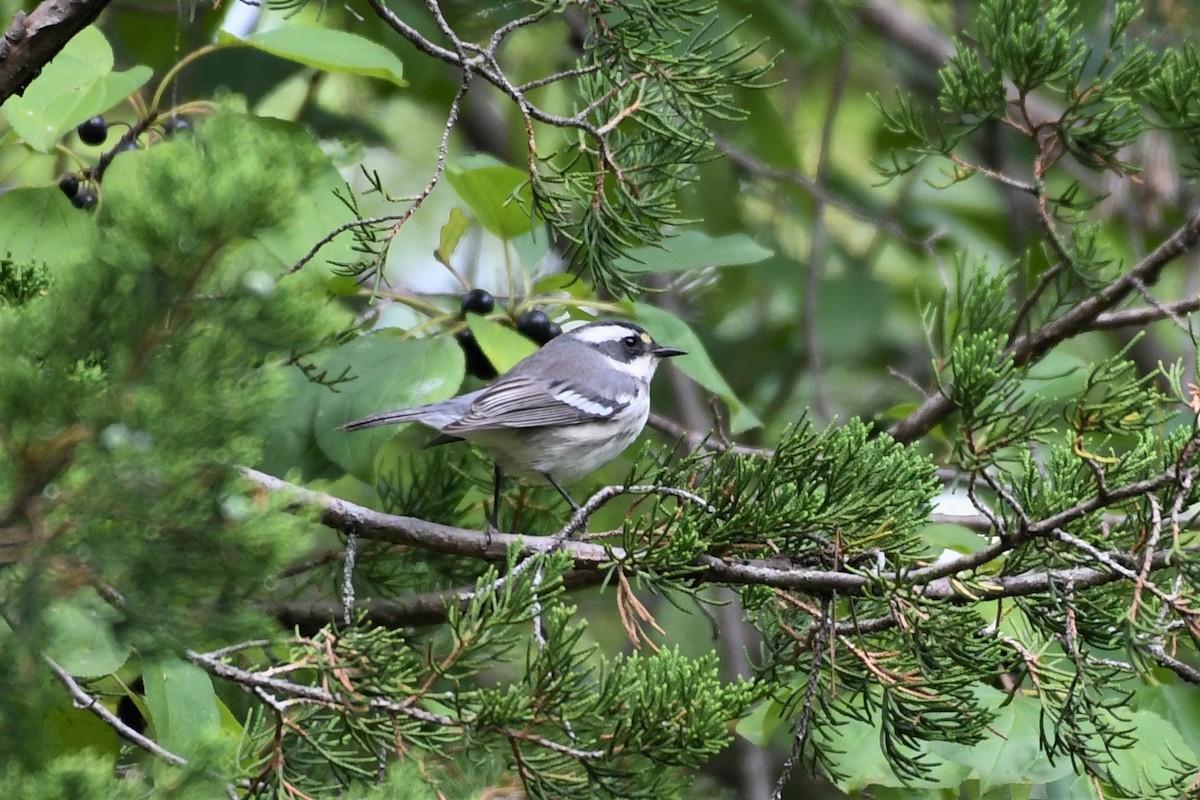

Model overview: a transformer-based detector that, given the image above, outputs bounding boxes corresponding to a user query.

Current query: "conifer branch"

[185,646,607,761]
[889,208,1200,443]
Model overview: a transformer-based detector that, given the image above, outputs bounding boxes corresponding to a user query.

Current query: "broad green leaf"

[918,522,989,558]
[313,333,465,482]
[931,688,1074,791]
[614,230,772,274]
[43,594,129,677]
[1,27,151,152]
[219,26,406,87]
[873,788,961,800]
[632,303,762,433]
[142,656,222,757]
[258,366,338,483]
[1044,774,1102,800]
[511,225,553,275]
[437,208,472,264]
[445,154,538,240]
[816,703,971,791]
[735,698,789,747]
[1137,682,1200,760]
[41,691,120,762]
[0,187,95,267]
[466,313,538,373]
[1102,707,1195,794]
[532,272,589,297]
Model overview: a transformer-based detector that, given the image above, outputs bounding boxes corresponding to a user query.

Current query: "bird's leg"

[543,473,580,511]
[486,463,503,541]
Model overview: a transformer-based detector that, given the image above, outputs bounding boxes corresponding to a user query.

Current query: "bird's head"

[557,320,687,382]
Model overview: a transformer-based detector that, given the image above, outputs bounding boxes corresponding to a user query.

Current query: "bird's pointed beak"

[652,344,687,358]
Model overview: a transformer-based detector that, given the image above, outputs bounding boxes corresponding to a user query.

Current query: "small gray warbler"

[340,319,686,523]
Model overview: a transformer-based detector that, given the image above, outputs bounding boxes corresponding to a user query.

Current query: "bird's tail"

[338,408,427,432]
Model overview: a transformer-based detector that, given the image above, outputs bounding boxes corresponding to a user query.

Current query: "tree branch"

[44,655,189,767]
[0,0,114,103]
[245,466,1197,610]
[888,208,1200,443]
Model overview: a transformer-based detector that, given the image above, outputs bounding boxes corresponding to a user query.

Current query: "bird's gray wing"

[441,376,634,433]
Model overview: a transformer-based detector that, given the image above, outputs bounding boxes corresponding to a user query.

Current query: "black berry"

[71,189,98,210]
[455,330,497,380]
[57,174,80,199]
[162,116,191,137]
[77,116,108,146]
[112,139,138,154]
[460,288,495,317]
[517,310,560,345]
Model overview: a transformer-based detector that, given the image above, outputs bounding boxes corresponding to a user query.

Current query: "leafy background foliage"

[4,1,1200,799]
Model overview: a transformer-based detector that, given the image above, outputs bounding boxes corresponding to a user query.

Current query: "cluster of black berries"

[456,288,562,380]
[57,114,192,211]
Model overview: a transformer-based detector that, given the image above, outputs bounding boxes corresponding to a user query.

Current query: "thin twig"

[646,412,774,457]
[342,531,359,627]
[772,601,832,800]
[44,655,189,766]
[1089,297,1200,330]
[553,484,717,540]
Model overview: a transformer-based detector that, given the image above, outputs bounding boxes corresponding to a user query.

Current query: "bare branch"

[0,0,114,103]
[243,465,1198,609]
[1089,297,1200,331]
[44,655,189,767]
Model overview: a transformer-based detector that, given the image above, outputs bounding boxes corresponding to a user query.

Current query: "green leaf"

[817,702,972,791]
[918,522,989,559]
[313,333,465,482]
[1137,682,1200,760]
[41,690,120,763]
[0,27,151,153]
[466,313,538,373]
[142,656,222,757]
[735,698,789,747]
[258,366,338,483]
[219,26,406,87]
[43,593,129,677]
[632,303,762,433]
[931,688,1074,791]
[445,154,538,240]
[1102,707,1196,794]
[437,208,472,264]
[614,230,772,274]
[0,187,96,267]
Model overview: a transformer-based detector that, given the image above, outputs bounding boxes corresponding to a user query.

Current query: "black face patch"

[595,331,652,363]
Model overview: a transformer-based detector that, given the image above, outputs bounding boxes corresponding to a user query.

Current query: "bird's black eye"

[621,335,640,349]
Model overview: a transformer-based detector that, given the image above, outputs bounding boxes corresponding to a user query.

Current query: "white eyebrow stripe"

[570,324,641,344]
[554,389,615,417]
